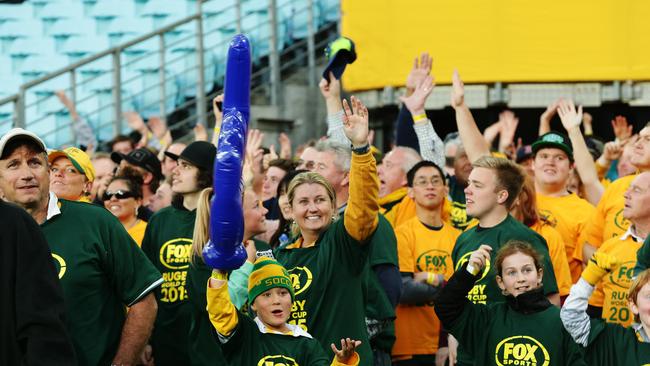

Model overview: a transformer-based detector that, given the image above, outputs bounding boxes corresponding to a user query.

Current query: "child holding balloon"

[206,257,361,365]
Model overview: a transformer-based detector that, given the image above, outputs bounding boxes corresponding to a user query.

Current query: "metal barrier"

[0,0,339,148]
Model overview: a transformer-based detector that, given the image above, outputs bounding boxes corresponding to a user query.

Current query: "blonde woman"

[271,96,378,365]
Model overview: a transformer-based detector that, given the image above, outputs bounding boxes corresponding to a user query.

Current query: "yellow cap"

[48,147,95,182]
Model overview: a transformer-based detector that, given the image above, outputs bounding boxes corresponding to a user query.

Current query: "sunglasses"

[103,190,136,201]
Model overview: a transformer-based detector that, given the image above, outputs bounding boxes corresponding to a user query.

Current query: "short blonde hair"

[472,156,525,210]
[287,172,337,236]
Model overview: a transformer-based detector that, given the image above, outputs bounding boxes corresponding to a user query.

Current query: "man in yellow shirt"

[580,124,650,264]
[393,161,460,365]
[587,172,650,326]
[532,130,595,282]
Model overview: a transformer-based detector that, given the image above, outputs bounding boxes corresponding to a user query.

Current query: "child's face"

[496,252,542,297]
[252,287,292,331]
[630,282,650,327]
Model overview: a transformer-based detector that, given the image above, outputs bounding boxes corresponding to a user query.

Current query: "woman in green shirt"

[434,241,586,366]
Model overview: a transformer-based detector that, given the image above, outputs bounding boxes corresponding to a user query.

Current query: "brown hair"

[472,156,525,209]
[628,269,650,323]
[516,176,539,227]
[495,240,544,277]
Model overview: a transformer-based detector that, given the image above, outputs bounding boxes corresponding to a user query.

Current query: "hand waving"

[450,70,465,108]
[342,96,369,148]
[406,52,433,93]
[399,75,434,116]
[331,338,362,364]
[557,99,583,132]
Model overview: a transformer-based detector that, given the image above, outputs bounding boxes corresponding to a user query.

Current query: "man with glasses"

[392,161,460,365]
[0,128,162,366]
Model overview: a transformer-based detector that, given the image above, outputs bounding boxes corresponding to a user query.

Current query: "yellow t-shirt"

[579,174,635,259]
[383,193,452,231]
[127,220,148,247]
[536,193,595,282]
[587,229,643,327]
[392,217,460,357]
[530,220,573,297]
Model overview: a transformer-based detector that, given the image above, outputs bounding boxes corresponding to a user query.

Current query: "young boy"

[207,257,361,365]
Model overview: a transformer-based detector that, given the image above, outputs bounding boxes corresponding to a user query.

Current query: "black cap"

[165,141,216,172]
[111,148,163,178]
[531,132,573,161]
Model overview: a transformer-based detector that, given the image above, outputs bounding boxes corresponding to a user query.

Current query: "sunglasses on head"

[103,190,135,201]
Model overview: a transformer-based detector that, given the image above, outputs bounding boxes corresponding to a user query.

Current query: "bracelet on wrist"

[351,143,370,155]
[412,113,427,123]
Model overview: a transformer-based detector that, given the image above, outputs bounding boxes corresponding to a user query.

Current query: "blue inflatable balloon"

[202,34,251,270]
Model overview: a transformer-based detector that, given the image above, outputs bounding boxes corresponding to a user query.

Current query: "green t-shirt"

[220,311,331,366]
[42,198,162,366]
[448,176,470,230]
[186,258,227,366]
[274,218,373,366]
[449,292,585,366]
[585,319,650,365]
[364,214,398,353]
[141,205,195,365]
[634,235,650,276]
[451,215,559,366]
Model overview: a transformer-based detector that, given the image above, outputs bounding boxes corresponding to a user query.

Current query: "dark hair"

[109,135,135,151]
[472,156,525,210]
[107,173,144,200]
[269,169,308,248]
[172,165,213,208]
[406,160,446,187]
[495,240,544,277]
[516,176,539,227]
[269,158,298,173]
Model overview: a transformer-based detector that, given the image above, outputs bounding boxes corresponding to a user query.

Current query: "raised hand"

[212,94,224,123]
[194,123,208,142]
[611,115,633,142]
[331,338,362,364]
[406,52,433,94]
[342,96,369,148]
[399,75,434,115]
[498,110,519,152]
[148,116,168,140]
[541,100,560,123]
[278,132,292,159]
[450,70,465,108]
[468,245,492,274]
[557,99,583,132]
[319,71,341,100]
[602,141,623,162]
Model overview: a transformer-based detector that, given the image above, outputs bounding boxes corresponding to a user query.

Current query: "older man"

[0,128,162,366]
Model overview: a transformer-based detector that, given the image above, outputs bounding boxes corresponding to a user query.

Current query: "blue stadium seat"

[202,0,236,31]
[0,3,33,22]
[19,55,69,83]
[106,17,154,45]
[61,35,110,63]
[141,0,188,29]
[90,0,137,34]
[49,18,97,50]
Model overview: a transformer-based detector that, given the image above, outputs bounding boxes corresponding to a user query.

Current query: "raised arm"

[557,99,604,204]
[539,100,559,136]
[320,72,350,145]
[399,75,445,169]
[561,252,618,346]
[450,70,490,163]
[342,96,380,242]
[207,270,240,342]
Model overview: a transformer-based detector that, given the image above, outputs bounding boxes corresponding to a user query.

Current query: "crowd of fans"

[1,50,650,366]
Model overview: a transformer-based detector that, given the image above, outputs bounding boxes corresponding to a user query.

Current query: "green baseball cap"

[531,132,573,161]
[322,37,357,81]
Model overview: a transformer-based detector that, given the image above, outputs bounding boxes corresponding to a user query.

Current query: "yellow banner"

[340,0,650,91]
